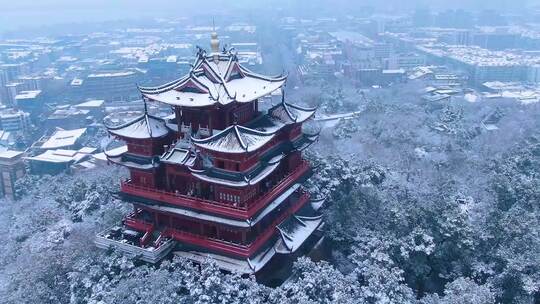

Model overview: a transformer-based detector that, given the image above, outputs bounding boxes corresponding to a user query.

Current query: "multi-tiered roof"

[138,48,286,107]
[97,32,323,274]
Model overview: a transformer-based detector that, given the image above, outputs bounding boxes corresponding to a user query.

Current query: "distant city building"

[79,71,139,102]
[0,130,15,147]
[0,150,25,199]
[373,43,394,59]
[46,106,90,130]
[527,65,540,83]
[26,147,95,175]
[15,90,43,117]
[472,28,518,50]
[352,68,406,86]
[38,128,87,150]
[74,99,105,120]
[0,63,26,84]
[417,45,540,84]
[0,108,31,134]
[17,76,43,91]
[385,53,426,70]
[3,82,24,106]
[431,74,463,87]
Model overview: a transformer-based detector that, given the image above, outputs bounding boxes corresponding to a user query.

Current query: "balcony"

[95,226,176,264]
[120,160,311,220]
[161,191,311,258]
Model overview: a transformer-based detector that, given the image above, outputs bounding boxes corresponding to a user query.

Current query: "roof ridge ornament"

[142,93,148,115]
[210,20,220,62]
[232,125,248,151]
[141,93,154,137]
[195,46,205,59]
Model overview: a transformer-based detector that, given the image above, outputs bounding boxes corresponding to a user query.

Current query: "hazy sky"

[0,0,535,33]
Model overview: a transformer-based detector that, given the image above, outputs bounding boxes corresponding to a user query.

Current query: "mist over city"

[0,1,539,303]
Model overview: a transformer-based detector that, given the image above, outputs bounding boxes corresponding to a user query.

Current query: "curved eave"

[293,132,320,152]
[137,75,190,94]
[175,238,278,274]
[191,125,276,154]
[108,129,170,140]
[228,77,286,104]
[238,64,288,83]
[287,103,318,123]
[270,102,318,125]
[106,114,170,140]
[142,91,219,108]
[103,145,128,158]
[191,171,249,187]
[107,155,158,171]
[190,160,280,188]
[310,196,326,212]
[275,214,323,254]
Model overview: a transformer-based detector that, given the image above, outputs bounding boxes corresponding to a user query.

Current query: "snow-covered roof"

[292,132,319,151]
[15,90,41,100]
[103,145,128,158]
[107,113,169,139]
[26,147,94,164]
[75,99,105,108]
[161,147,196,166]
[174,239,277,274]
[0,150,23,159]
[107,154,158,170]
[275,215,322,254]
[268,102,317,125]
[192,125,275,154]
[40,128,87,150]
[139,50,286,107]
[248,102,316,134]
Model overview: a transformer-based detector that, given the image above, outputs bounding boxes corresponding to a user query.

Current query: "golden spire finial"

[210,19,220,54]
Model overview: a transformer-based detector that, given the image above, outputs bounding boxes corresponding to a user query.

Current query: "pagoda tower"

[96,32,324,274]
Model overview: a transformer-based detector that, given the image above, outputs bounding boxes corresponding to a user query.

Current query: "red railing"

[140,230,153,246]
[120,160,311,220]
[122,182,247,219]
[161,191,310,257]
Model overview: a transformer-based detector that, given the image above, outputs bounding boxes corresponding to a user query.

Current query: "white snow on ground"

[414,147,428,158]
[464,93,479,103]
